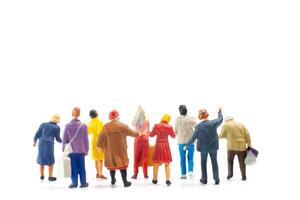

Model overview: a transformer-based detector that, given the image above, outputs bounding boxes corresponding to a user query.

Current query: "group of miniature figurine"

[33,105,252,188]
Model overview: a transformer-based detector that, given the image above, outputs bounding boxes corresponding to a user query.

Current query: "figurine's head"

[161,114,171,123]
[51,114,60,123]
[72,107,81,119]
[198,109,209,120]
[179,105,187,116]
[134,106,146,122]
[89,109,98,119]
[225,116,234,122]
[109,109,119,120]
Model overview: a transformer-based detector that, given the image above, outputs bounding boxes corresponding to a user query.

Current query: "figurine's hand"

[218,106,223,112]
[183,146,187,150]
[33,143,36,147]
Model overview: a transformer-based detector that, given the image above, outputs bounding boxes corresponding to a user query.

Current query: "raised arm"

[212,111,223,127]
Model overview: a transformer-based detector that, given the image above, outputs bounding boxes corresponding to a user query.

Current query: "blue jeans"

[178,144,194,176]
[69,153,87,186]
[200,151,219,182]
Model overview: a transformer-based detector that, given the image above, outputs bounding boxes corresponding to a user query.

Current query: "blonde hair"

[51,114,60,123]
[161,114,171,123]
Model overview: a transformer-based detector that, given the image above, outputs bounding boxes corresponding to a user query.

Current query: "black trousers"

[110,169,128,183]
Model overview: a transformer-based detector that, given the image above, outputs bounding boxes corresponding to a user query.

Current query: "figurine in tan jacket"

[219,116,251,181]
[97,109,139,187]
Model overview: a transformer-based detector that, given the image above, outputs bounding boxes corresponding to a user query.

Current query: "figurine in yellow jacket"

[88,110,107,179]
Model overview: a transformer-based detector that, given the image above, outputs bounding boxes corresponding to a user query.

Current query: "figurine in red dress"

[150,114,176,186]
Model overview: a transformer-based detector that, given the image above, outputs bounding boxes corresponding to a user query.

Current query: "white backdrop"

[0,0,299,199]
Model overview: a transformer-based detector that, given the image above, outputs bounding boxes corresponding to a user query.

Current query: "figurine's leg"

[110,170,116,185]
[237,151,247,180]
[95,160,100,176]
[40,165,45,177]
[227,150,235,179]
[153,164,159,181]
[120,169,132,187]
[142,139,149,178]
[49,165,53,177]
[165,164,170,181]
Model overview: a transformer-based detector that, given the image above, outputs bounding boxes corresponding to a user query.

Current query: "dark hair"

[89,109,98,118]
[179,105,187,116]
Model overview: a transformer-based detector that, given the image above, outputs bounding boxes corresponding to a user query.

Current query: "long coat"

[97,120,139,170]
[34,122,62,165]
[88,117,104,160]
[150,122,176,164]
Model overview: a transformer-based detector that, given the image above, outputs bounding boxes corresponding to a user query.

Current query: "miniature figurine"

[132,106,150,179]
[63,107,89,188]
[33,114,62,181]
[184,107,223,185]
[175,105,196,179]
[219,116,251,181]
[150,114,176,186]
[97,109,139,187]
[87,109,107,179]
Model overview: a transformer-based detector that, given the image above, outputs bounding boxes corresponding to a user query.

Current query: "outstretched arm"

[169,126,176,139]
[184,127,198,150]
[149,124,157,137]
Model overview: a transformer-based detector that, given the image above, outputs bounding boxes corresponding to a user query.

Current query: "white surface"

[0,0,299,199]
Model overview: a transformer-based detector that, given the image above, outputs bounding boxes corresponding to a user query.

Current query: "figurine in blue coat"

[184,107,223,185]
[33,114,62,181]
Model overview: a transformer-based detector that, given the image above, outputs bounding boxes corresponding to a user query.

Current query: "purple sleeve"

[62,125,69,151]
[83,125,89,153]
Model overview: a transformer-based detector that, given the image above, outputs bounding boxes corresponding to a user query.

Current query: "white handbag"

[244,150,256,165]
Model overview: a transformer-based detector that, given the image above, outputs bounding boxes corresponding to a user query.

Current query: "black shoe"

[227,175,233,180]
[200,179,207,184]
[242,176,247,181]
[40,176,45,180]
[80,183,89,188]
[152,179,158,184]
[48,177,57,182]
[124,181,132,187]
[69,184,78,188]
[111,178,116,185]
[215,180,220,185]
[144,175,149,179]
[166,180,171,186]
[131,174,137,179]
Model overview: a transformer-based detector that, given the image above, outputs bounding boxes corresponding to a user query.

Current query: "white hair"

[225,116,234,122]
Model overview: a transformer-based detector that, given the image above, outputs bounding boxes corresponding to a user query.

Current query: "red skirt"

[152,141,172,164]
